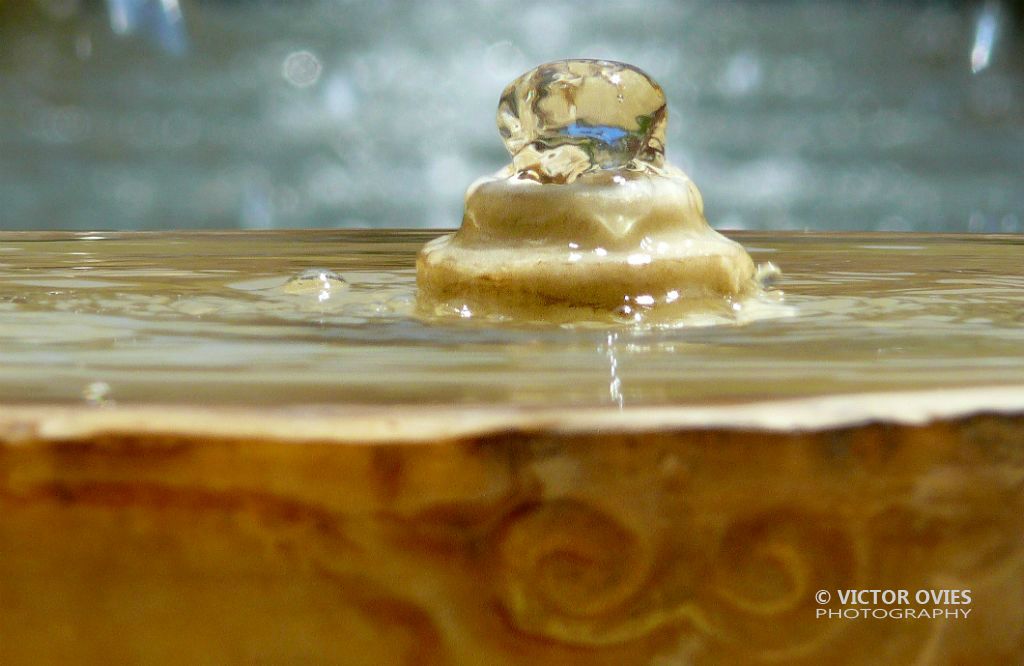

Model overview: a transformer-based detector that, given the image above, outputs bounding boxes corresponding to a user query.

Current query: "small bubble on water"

[282,268,348,298]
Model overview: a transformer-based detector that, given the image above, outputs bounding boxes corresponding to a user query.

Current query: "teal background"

[1,0,1022,232]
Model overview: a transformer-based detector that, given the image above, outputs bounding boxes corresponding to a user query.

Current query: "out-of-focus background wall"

[1,0,1021,232]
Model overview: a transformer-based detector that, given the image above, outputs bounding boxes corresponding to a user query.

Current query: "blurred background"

[0,0,1022,232]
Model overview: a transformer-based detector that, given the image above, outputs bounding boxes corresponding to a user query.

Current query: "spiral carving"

[699,508,860,660]
[491,499,663,646]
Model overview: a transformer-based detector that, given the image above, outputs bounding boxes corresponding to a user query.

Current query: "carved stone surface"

[1,399,1023,664]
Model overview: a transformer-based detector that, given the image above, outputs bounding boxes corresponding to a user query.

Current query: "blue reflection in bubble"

[562,123,629,145]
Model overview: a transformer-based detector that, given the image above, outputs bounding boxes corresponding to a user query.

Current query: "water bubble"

[282,268,348,302]
[497,59,667,183]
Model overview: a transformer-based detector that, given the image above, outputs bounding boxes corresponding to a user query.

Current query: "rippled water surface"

[0,230,1021,407]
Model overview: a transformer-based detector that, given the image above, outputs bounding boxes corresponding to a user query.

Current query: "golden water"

[0,230,1021,407]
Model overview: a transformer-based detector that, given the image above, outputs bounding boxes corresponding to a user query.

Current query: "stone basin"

[1,230,1023,664]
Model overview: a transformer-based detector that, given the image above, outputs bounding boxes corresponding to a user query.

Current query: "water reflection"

[606,332,624,409]
[0,230,1022,407]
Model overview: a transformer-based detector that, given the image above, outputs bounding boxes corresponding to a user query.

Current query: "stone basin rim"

[1,385,1023,445]
[1,229,1023,242]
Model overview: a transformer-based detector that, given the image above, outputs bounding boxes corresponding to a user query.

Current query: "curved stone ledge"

[2,389,1023,664]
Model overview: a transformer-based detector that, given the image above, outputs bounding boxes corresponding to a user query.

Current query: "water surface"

[0,230,1022,408]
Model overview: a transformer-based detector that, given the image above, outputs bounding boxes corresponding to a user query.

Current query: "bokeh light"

[0,0,1021,231]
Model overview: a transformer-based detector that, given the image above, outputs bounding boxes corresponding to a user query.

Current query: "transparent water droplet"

[497,59,667,183]
[282,268,348,297]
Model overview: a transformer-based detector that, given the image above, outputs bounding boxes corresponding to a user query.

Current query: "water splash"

[497,60,667,183]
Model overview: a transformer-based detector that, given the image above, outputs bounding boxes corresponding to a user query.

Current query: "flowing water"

[0,230,1022,408]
